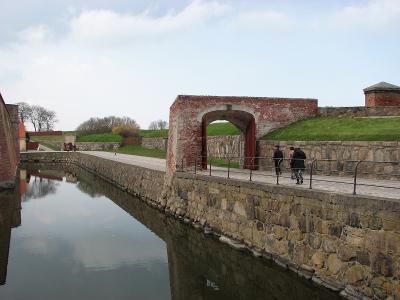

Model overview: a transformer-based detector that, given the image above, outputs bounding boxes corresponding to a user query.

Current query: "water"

[0,165,340,300]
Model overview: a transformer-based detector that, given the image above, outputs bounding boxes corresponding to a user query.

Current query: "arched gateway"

[166,95,318,175]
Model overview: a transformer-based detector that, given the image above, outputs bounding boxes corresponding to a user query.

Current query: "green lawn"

[76,133,123,142]
[140,129,169,138]
[207,122,240,136]
[262,117,400,141]
[31,135,66,142]
[114,145,167,159]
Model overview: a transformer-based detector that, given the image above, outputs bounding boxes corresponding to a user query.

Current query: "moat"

[0,165,340,300]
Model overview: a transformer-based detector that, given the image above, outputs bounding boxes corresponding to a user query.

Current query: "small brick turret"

[364,81,400,107]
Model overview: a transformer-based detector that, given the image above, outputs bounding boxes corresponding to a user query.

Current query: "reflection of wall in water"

[63,164,339,300]
[0,187,21,285]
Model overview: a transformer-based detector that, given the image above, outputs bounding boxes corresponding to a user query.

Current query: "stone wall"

[318,106,400,117]
[0,95,18,188]
[20,152,165,202]
[258,140,400,179]
[20,151,400,299]
[166,173,400,299]
[37,141,120,151]
[142,137,168,150]
[207,135,243,158]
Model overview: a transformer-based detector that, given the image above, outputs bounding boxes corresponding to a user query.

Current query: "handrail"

[181,155,400,197]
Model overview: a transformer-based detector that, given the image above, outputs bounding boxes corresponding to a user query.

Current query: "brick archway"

[167,95,318,175]
[201,110,256,169]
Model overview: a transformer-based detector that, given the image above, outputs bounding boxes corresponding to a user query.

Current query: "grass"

[113,145,167,159]
[140,129,169,138]
[31,135,66,142]
[76,133,123,142]
[207,122,240,136]
[41,143,60,151]
[209,158,240,168]
[262,117,400,141]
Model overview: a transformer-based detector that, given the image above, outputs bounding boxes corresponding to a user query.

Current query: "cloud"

[18,24,52,43]
[69,0,231,42]
[235,10,294,31]
[333,0,400,29]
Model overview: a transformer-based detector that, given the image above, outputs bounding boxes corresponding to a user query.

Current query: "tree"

[76,116,140,135]
[27,105,57,132]
[112,124,140,137]
[149,119,168,130]
[17,102,33,123]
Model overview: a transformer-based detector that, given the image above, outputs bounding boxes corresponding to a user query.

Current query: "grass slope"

[114,145,166,159]
[263,117,400,141]
[76,133,122,142]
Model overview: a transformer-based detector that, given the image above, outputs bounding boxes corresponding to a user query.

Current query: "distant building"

[18,123,26,152]
[364,81,400,107]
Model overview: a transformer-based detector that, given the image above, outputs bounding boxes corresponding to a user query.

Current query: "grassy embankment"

[30,118,399,160]
[262,117,400,141]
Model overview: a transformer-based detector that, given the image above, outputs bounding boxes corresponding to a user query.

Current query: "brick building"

[0,94,19,188]
[364,81,400,107]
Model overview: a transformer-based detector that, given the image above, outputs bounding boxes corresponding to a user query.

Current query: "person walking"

[289,146,295,179]
[292,147,306,184]
[272,145,284,176]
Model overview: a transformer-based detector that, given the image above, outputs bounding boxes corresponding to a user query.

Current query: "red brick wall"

[167,96,318,174]
[0,95,18,185]
[365,91,400,107]
[28,131,62,136]
[5,104,20,162]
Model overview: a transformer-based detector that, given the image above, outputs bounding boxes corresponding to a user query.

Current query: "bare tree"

[148,121,158,130]
[42,109,57,130]
[28,105,57,131]
[148,119,168,130]
[157,120,168,130]
[16,102,32,123]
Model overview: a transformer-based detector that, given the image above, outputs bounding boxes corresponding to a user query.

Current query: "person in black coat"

[272,145,284,175]
[292,147,306,184]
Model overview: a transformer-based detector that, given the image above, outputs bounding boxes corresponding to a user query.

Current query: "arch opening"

[201,110,256,169]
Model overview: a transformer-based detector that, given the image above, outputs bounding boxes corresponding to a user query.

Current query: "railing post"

[227,158,230,179]
[309,159,317,189]
[181,157,184,172]
[209,157,212,176]
[353,160,362,195]
[194,157,197,174]
[249,158,253,181]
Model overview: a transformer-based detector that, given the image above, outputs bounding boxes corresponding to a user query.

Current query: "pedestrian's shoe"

[296,181,300,185]
[300,179,303,184]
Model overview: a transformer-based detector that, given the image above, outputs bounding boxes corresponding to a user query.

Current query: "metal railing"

[178,155,400,196]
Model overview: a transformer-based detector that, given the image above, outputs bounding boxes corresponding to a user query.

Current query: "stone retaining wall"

[20,151,400,299]
[39,141,120,151]
[258,140,400,179]
[317,106,400,117]
[142,137,168,150]
[166,173,400,299]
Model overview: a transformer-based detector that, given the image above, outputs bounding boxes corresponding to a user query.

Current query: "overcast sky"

[1,0,399,130]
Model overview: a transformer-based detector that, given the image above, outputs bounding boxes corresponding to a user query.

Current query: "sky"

[0,0,399,130]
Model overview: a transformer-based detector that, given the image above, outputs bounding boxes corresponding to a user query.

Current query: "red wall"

[28,131,62,136]
[365,91,400,107]
[0,95,18,185]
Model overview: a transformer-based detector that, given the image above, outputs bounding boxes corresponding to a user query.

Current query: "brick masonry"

[167,95,318,174]
[20,151,400,299]
[0,95,19,188]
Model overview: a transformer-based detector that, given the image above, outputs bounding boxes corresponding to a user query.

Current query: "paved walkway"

[85,151,400,200]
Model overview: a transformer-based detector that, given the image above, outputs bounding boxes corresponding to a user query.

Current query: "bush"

[76,116,139,135]
[112,124,140,138]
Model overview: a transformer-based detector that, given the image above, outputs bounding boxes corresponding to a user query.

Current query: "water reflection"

[0,165,341,300]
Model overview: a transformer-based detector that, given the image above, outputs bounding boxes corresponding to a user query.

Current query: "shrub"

[112,124,140,138]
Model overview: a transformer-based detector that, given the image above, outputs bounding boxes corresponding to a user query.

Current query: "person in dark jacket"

[292,147,306,184]
[272,145,284,175]
[288,146,295,179]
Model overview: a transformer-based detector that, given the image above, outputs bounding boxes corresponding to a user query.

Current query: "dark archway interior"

[201,110,256,169]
